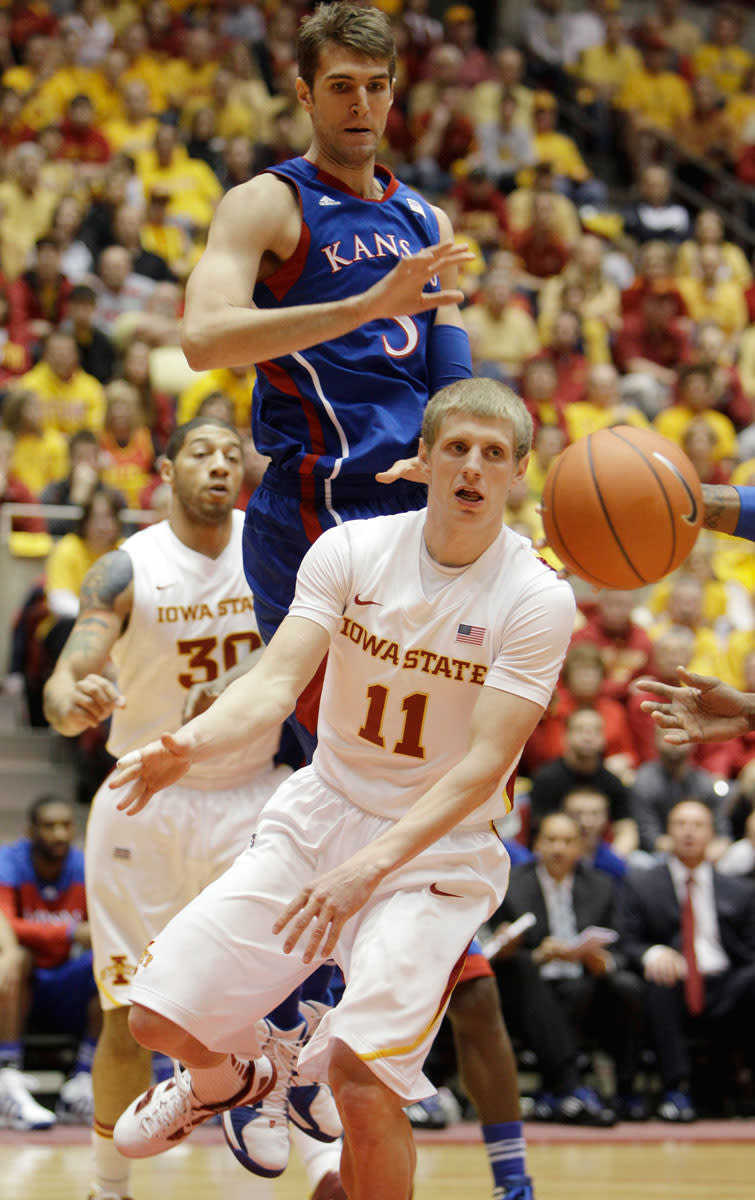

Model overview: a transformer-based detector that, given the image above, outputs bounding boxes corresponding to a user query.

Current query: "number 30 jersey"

[251,157,441,486]
[108,510,277,787]
[289,510,576,827]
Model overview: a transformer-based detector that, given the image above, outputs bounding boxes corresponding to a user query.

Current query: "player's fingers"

[272,889,312,936]
[419,287,465,308]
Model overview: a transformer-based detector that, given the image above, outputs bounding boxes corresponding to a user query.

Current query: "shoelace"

[252,1022,308,1120]
[139,1064,198,1138]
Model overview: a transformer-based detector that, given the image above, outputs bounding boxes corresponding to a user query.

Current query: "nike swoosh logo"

[430,882,463,899]
[156,583,175,590]
[354,594,382,606]
[652,452,700,525]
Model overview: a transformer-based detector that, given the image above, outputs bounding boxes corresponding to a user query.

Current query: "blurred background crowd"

[0,0,754,1136]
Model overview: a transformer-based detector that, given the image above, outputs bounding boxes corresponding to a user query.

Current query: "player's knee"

[127,1003,171,1051]
[329,1041,396,1141]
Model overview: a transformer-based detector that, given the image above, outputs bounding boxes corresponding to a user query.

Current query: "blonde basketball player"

[106,380,576,1200]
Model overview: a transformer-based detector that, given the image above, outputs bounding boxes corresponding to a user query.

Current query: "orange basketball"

[541,426,703,589]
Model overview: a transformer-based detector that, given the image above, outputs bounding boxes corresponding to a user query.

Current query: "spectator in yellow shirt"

[162,25,219,113]
[137,122,222,235]
[676,209,752,289]
[648,572,725,679]
[614,34,692,177]
[119,19,167,112]
[524,421,566,499]
[575,10,642,104]
[654,363,738,467]
[519,91,607,208]
[692,7,752,96]
[2,388,69,497]
[103,79,160,157]
[564,362,649,443]
[22,19,108,131]
[0,143,59,280]
[42,484,125,660]
[675,244,748,343]
[463,269,540,384]
[17,331,106,436]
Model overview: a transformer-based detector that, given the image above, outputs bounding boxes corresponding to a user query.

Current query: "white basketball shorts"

[128,766,510,1103]
[86,761,292,1011]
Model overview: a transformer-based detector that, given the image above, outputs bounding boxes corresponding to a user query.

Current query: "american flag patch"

[456,623,485,645]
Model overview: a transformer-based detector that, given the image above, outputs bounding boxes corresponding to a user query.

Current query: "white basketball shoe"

[114,1054,275,1158]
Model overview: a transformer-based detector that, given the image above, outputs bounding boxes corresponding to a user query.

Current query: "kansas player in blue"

[180,6,533,1199]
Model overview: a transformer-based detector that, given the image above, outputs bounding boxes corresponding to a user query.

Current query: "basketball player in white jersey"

[43,417,344,1200]
[105,380,576,1200]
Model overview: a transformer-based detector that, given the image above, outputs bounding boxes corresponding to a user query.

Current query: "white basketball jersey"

[108,510,277,787]
[289,509,576,827]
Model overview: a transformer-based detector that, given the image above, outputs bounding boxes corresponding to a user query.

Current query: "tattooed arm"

[701,484,740,535]
[43,550,134,737]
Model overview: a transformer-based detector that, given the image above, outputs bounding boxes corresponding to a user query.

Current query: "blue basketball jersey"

[251,157,441,491]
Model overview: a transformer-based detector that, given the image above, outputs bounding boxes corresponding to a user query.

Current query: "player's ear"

[513,452,529,485]
[160,455,173,486]
[296,76,313,112]
[417,438,432,482]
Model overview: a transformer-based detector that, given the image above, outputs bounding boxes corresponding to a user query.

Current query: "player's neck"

[422,517,499,568]
[304,146,382,199]
[168,511,233,559]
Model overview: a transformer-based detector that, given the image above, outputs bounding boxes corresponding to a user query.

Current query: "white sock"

[92,1126,131,1198]
[189,1054,257,1103]
[290,1123,343,1188]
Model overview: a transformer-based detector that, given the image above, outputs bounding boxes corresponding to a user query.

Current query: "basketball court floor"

[4,1120,754,1199]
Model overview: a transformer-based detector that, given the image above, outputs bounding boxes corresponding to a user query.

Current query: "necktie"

[681,873,704,1016]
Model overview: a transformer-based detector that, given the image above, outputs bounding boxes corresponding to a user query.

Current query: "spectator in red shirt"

[0,283,31,383]
[442,3,495,87]
[523,641,639,780]
[530,308,589,409]
[613,284,691,417]
[0,85,35,150]
[58,93,111,175]
[8,235,73,348]
[451,164,509,259]
[572,590,656,705]
[509,191,572,294]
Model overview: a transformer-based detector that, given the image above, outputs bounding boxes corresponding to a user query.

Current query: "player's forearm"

[181,291,376,371]
[178,668,297,762]
[701,483,741,535]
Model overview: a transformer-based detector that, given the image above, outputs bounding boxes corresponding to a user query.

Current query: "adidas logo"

[319,195,341,206]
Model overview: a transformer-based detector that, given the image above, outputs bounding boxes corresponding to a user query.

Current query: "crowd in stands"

[0,0,754,1132]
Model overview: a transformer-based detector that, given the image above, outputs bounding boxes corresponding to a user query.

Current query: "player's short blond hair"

[421,378,533,463]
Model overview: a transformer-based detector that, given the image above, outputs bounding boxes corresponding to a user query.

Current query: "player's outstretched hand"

[272,857,382,965]
[375,454,425,485]
[365,239,472,321]
[636,668,752,744]
[109,732,193,815]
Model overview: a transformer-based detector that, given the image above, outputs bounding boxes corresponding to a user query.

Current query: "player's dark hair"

[164,416,241,461]
[28,794,71,825]
[421,377,533,462]
[297,1,396,88]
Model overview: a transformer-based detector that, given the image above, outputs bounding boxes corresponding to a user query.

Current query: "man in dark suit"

[491,813,646,1123]
[622,799,755,1121]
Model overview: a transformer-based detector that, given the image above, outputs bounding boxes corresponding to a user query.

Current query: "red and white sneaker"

[114,1054,275,1159]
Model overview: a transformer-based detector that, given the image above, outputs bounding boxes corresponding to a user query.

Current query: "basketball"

[541,426,704,590]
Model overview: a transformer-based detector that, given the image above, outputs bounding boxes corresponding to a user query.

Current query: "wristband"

[733,486,755,541]
[428,322,472,394]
